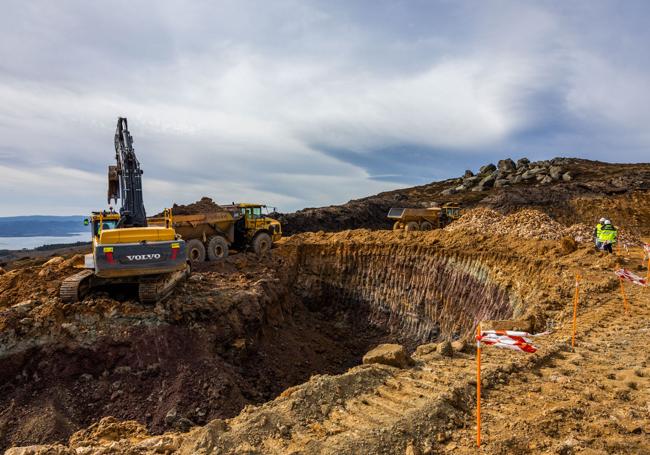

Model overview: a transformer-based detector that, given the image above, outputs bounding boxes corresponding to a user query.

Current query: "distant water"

[0,232,90,250]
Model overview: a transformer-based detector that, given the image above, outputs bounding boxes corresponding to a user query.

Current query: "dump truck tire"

[253,232,272,256]
[207,236,229,261]
[393,221,403,231]
[187,239,206,262]
[405,222,419,232]
[420,221,433,231]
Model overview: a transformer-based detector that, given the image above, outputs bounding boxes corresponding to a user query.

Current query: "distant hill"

[0,216,86,237]
[272,158,650,236]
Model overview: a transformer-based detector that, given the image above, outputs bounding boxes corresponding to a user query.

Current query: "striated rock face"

[289,240,529,344]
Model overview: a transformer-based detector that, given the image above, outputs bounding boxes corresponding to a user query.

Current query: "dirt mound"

[157,197,225,216]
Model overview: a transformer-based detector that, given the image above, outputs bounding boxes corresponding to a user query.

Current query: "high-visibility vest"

[594,223,602,239]
[599,225,617,243]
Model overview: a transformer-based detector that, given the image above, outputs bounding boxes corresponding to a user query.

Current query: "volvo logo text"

[126,254,161,261]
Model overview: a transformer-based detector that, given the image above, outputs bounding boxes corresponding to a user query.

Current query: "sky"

[1,0,649,216]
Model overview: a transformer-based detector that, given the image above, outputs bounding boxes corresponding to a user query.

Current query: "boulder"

[516,157,530,168]
[454,185,467,192]
[520,170,536,180]
[414,343,437,357]
[511,175,523,184]
[451,340,466,352]
[405,442,421,455]
[540,175,553,184]
[494,179,510,188]
[562,172,573,182]
[44,256,64,266]
[479,163,497,175]
[165,408,178,425]
[463,175,480,184]
[497,158,516,172]
[463,170,474,178]
[11,300,35,314]
[549,165,563,180]
[479,174,496,188]
[363,344,412,368]
[440,188,457,196]
[438,341,453,357]
[470,185,486,192]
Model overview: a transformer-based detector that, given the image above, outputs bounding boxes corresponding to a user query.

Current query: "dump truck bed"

[387,207,441,221]
[149,211,237,244]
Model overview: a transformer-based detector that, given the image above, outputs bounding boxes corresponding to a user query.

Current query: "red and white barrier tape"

[614,268,647,287]
[476,330,548,353]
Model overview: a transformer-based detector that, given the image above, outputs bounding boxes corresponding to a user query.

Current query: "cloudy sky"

[1,0,649,216]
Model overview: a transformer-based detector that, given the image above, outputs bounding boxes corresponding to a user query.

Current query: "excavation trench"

[0,242,519,449]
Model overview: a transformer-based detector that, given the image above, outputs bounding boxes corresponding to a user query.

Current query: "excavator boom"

[109,117,148,228]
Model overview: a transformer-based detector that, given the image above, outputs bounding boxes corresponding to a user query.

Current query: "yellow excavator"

[60,118,190,304]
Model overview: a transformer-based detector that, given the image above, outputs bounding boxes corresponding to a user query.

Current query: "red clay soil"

[0,253,393,450]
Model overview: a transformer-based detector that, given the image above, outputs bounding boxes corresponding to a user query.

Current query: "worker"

[594,217,605,250]
[598,219,618,254]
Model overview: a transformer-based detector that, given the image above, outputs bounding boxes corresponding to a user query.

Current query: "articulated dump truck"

[388,203,462,231]
[148,203,282,263]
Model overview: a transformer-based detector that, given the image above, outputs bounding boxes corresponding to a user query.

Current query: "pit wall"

[287,240,541,343]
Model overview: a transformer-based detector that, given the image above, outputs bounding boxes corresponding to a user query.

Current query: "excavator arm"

[108,117,148,228]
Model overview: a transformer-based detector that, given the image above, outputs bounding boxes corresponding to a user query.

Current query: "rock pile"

[447,208,643,245]
[441,157,573,195]
[446,208,565,240]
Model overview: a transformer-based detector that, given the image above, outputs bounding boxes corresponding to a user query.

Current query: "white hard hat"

[604,219,612,225]
[599,217,606,223]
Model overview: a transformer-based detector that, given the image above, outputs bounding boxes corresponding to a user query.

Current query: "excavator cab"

[88,213,120,237]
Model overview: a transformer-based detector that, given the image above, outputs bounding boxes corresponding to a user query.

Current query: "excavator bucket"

[108,165,119,204]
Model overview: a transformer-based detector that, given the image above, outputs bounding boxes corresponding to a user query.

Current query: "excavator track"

[60,269,94,303]
[138,265,190,304]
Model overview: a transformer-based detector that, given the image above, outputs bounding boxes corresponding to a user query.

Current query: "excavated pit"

[0,234,528,449]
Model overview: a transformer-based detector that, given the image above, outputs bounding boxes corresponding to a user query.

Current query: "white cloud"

[0,0,649,216]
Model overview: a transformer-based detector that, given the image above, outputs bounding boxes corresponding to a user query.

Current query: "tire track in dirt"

[447,277,650,454]
[255,266,649,455]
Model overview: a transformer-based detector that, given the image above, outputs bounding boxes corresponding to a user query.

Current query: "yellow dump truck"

[149,203,282,262]
[388,203,462,231]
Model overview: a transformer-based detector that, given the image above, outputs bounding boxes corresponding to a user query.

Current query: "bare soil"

[6,230,647,454]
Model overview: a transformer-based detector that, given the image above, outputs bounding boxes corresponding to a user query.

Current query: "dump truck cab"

[234,203,282,243]
[441,203,462,221]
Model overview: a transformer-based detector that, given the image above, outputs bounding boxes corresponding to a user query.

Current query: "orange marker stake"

[476,323,481,448]
[571,274,581,350]
[619,278,629,314]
